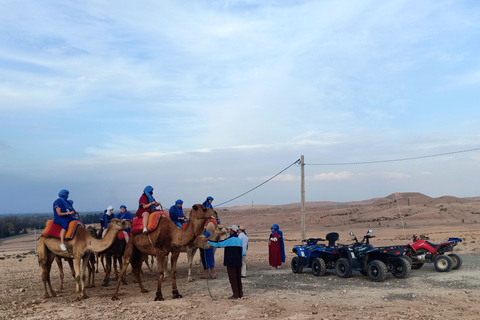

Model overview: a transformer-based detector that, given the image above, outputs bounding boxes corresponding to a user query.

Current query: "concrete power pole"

[301,155,306,242]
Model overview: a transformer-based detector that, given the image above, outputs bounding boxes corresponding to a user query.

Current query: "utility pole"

[301,155,306,242]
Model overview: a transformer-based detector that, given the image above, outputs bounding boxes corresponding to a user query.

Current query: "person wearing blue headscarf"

[169,199,186,228]
[116,205,133,242]
[269,224,285,269]
[53,189,79,251]
[202,196,214,209]
[202,196,221,224]
[137,185,161,233]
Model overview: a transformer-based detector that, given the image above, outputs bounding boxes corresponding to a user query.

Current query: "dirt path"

[1,229,479,320]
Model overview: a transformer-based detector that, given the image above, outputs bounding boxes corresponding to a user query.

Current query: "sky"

[1,0,480,215]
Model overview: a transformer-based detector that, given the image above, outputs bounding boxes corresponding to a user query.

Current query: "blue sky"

[1,1,480,214]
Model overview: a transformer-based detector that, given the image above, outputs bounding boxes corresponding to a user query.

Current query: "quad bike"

[335,229,411,282]
[291,232,341,276]
[405,235,462,272]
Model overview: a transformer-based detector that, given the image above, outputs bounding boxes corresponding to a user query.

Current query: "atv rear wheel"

[411,262,424,269]
[335,258,352,278]
[391,257,411,279]
[367,260,388,282]
[291,257,303,274]
[434,255,453,272]
[448,253,462,270]
[312,258,326,276]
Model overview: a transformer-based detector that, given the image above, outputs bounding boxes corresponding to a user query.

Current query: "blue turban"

[175,199,183,205]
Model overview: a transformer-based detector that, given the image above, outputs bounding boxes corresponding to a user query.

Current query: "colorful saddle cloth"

[130,211,168,234]
[41,220,85,239]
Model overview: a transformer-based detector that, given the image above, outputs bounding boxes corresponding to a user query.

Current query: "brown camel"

[37,218,131,300]
[112,204,217,301]
[162,222,227,281]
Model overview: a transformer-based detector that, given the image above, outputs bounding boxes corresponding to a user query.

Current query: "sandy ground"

[1,195,480,320]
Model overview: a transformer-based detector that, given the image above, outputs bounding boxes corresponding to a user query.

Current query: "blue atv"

[291,232,341,276]
[334,229,411,282]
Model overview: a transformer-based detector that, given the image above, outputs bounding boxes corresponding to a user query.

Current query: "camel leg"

[73,257,82,301]
[55,256,65,293]
[132,253,149,293]
[112,239,136,300]
[154,251,166,301]
[95,253,100,273]
[170,251,182,299]
[39,248,56,298]
[103,254,111,286]
[163,255,168,279]
[186,248,197,282]
[86,254,95,288]
[80,255,89,299]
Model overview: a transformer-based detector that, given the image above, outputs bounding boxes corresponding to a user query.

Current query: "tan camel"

[162,222,227,282]
[37,218,132,300]
[111,204,217,301]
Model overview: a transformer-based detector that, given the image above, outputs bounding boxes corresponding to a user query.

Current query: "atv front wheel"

[367,260,388,282]
[434,255,453,272]
[448,253,462,270]
[291,257,303,274]
[335,258,352,278]
[391,257,411,279]
[312,258,326,277]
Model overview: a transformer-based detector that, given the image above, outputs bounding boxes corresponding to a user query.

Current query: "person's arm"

[55,207,73,217]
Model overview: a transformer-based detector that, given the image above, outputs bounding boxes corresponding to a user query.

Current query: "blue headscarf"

[58,189,74,212]
[144,186,156,211]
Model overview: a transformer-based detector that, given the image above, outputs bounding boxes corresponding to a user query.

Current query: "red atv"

[405,235,462,272]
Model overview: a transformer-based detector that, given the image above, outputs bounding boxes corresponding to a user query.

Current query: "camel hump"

[41,220,85,239]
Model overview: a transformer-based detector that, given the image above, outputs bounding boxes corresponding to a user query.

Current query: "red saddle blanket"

[205,218,218,226]
[41,220,85,239]
[130,211,168,234]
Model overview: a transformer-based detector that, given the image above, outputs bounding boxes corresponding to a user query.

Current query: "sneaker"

[60,244,67,251]
[143,228,148,234]
[228,296,238,300]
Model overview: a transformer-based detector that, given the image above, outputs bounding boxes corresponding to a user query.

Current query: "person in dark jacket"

[204,225,243,299]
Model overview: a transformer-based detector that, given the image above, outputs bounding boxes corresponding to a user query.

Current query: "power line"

[215,159,301,207]
[306,147,480,166]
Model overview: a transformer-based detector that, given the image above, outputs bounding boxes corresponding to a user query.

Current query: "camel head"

[189,204,216,231]
[107,218,132,231]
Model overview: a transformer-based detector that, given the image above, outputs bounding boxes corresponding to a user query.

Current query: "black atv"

[291,232,341,276]
[335,229,411,282]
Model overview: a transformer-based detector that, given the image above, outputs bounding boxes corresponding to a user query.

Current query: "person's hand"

[202,237,208,242]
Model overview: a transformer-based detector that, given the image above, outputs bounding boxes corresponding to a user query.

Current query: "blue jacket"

[207,233,242,267]
[169,204,185,223]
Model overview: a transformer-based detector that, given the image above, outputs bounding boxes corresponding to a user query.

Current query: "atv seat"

[326,232,339,247]
[426,241,440,248]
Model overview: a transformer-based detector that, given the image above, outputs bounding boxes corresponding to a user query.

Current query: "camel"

[111,204,217,301]
[162,221,227,282]
[37,218,132,300]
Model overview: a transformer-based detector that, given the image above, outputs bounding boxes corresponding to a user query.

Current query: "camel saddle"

[130,211,168,234]
[41,220,85,240]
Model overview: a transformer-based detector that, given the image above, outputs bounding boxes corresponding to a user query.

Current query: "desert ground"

[1,193,480,320]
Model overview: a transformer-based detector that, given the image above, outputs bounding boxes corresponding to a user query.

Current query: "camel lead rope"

[202,240,216,300]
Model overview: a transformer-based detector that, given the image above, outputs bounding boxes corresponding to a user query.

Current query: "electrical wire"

[306,147,480,166]
[214,159,301,207]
